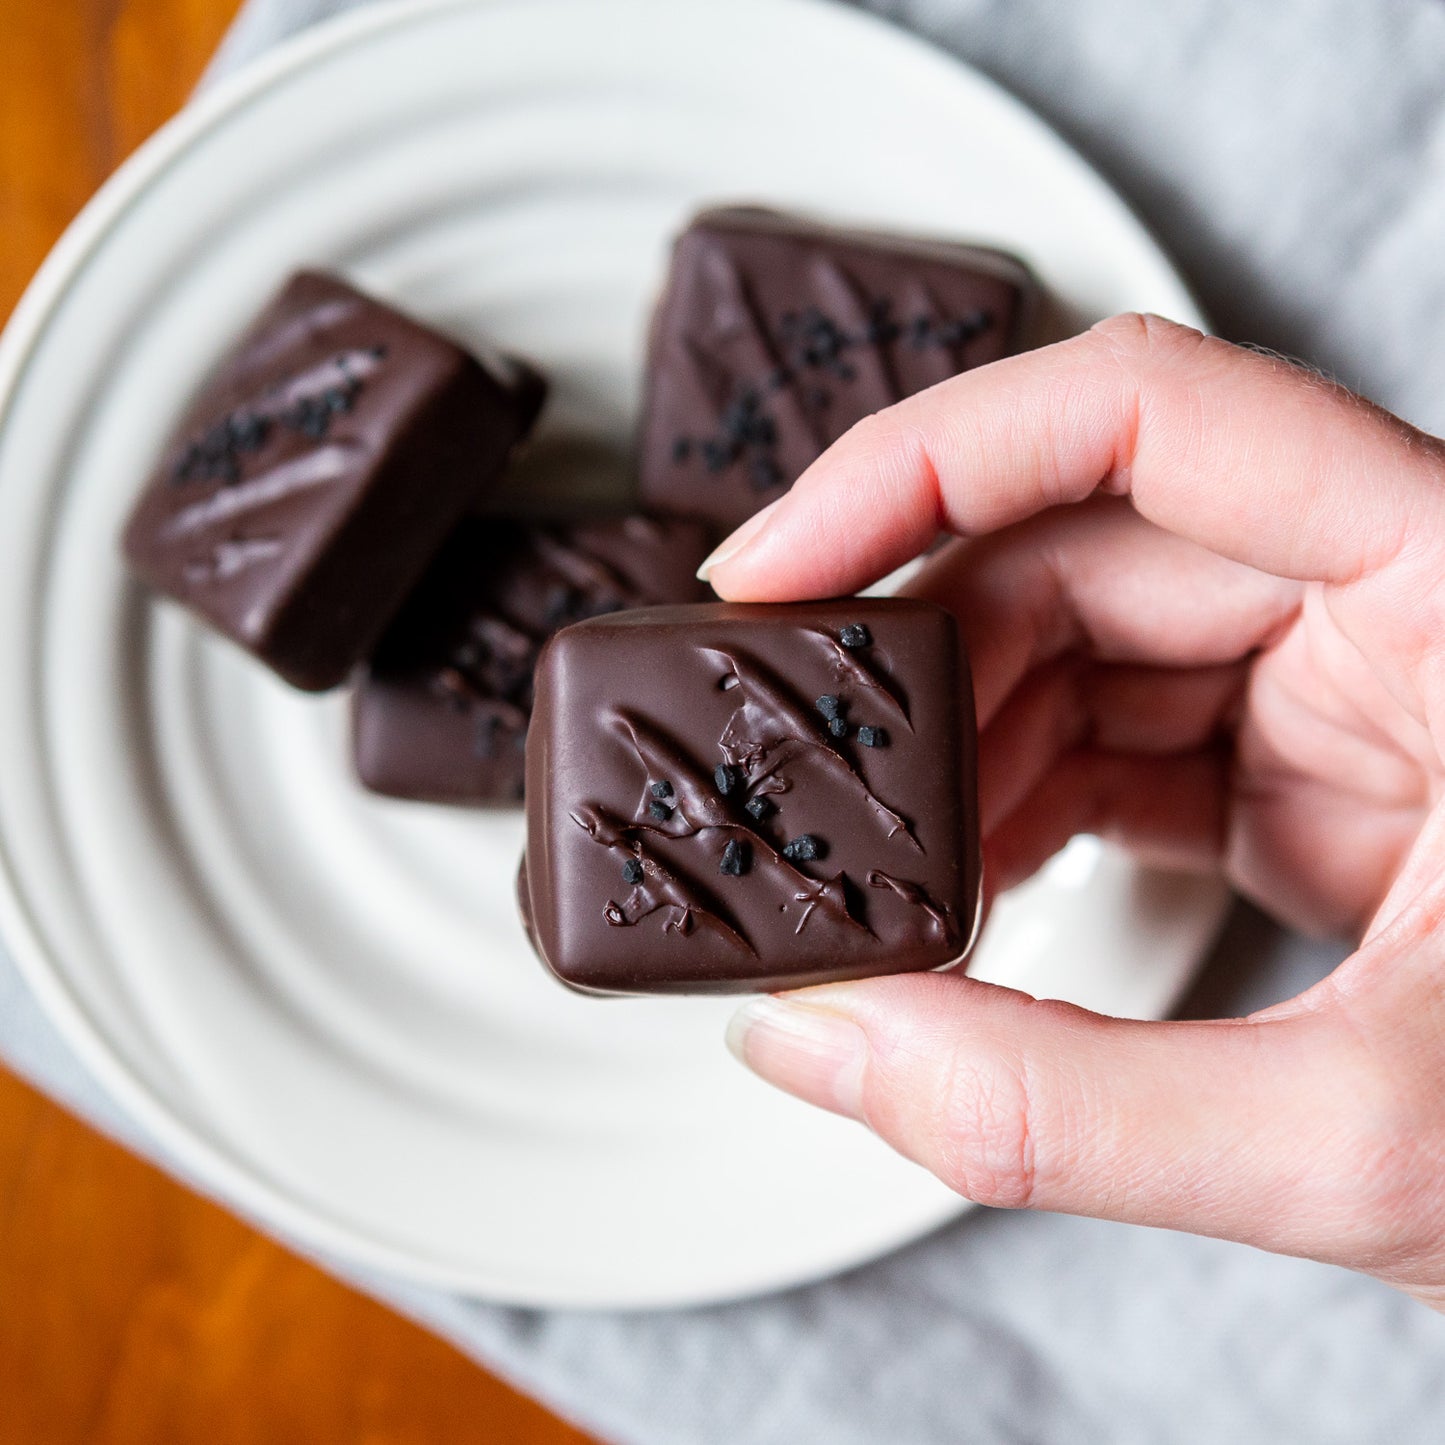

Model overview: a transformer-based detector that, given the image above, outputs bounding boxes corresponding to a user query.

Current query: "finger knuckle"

[1088,311,1208,368]
[1082,314,1218,483]
[926,1047,1040,1209]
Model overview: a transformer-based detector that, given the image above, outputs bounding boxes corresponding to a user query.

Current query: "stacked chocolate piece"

[354,515,714,805]
[122,208,1038,990]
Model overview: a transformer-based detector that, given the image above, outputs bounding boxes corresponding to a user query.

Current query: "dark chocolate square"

[520,599,980,994]
[122,270,544,690]
[638,207,1037,531]
[353,514,715,805]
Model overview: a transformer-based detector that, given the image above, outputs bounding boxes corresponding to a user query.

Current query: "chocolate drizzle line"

[615,714,731,834]
[573,628,953,952]
[170,346,387,487]
[709,646,920,850]
[424,529,666,754]
[527,531,648,610]
[867,870,956,948]
[162,447,363,540]
[613,712,861,910]
[701,256,831,448]
[594,710,873,944]
[571,803,755,957]
[180,535,284,584]
[805,628,912,732]
[673,252,996,494]
[811,259,902,406]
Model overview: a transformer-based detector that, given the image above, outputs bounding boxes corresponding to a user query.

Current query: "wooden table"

[0,5,594,1440]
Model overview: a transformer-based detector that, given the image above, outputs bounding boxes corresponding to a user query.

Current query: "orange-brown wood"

[0,1066,594,1444]
[0,4,596,1441]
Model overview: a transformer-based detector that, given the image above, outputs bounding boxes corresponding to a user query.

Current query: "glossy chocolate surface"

[638,207,1037,530]
[521,599,979,995]
[122,271,544,691]
[353,514,715,805]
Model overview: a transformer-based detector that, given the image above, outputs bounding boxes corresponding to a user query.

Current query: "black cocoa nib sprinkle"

[857,725,888,748]
[172,410,272,485]
[288,395,333,439]
[719,839,750,876]
[170,351,379,486]
[744,795,774,821]
[828,716,849,738]
[781,306,851,373]
[748,454,783,492]
[702,438,734,473]
[715,763,741,796]
[229,411,271,451]
[679,387,783,485]
[650,780,674,799]
[648,799,673,822]
[673,296,995,489]
[865,299,901,345]
[621,858,644,885]
[838,623,871,650]
[720,389,775,447]
[782,834,825,862]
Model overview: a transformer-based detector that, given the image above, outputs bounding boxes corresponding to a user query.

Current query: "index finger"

[703,314,1445,599]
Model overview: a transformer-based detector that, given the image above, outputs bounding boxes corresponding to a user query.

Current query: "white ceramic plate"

[0,0,1225,1308]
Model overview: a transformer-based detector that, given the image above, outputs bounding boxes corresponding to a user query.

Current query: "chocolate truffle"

[353,514,715,805]
[122,270,545,690]
[638,207,1037,530]
[520,599,980,995]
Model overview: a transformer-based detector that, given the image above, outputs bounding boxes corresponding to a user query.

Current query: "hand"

[707,314,1445,1307]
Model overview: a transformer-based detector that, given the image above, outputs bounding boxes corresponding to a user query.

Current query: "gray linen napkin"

[8,1,1445,1441]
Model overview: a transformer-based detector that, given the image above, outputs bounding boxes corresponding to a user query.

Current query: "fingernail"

[725,996,868,1121]
[695,497,787,583]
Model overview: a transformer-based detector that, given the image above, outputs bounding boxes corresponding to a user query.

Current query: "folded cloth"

[8,1,1445,1441]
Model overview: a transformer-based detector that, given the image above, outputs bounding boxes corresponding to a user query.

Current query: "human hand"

[707,315,1445,1307]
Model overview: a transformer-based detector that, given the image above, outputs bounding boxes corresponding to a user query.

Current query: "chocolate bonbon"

[638,207,1037,530]
[122,270,545,690]
[520,599,980,994]
[353,514,714,805]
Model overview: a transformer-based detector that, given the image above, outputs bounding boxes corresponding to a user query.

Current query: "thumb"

[726,970,1428,1270]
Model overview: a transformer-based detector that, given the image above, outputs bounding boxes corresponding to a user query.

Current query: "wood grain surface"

[0,4,595,1441]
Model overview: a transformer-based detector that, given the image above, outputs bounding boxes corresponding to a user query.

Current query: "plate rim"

[0,0,1217,1307]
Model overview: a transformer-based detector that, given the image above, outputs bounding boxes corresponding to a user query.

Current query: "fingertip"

[696,496,791,594]
[704,489,855,600]
[724,994,869,1119]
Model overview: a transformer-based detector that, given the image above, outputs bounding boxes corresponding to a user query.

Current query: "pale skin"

[708,313,1445,1309]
